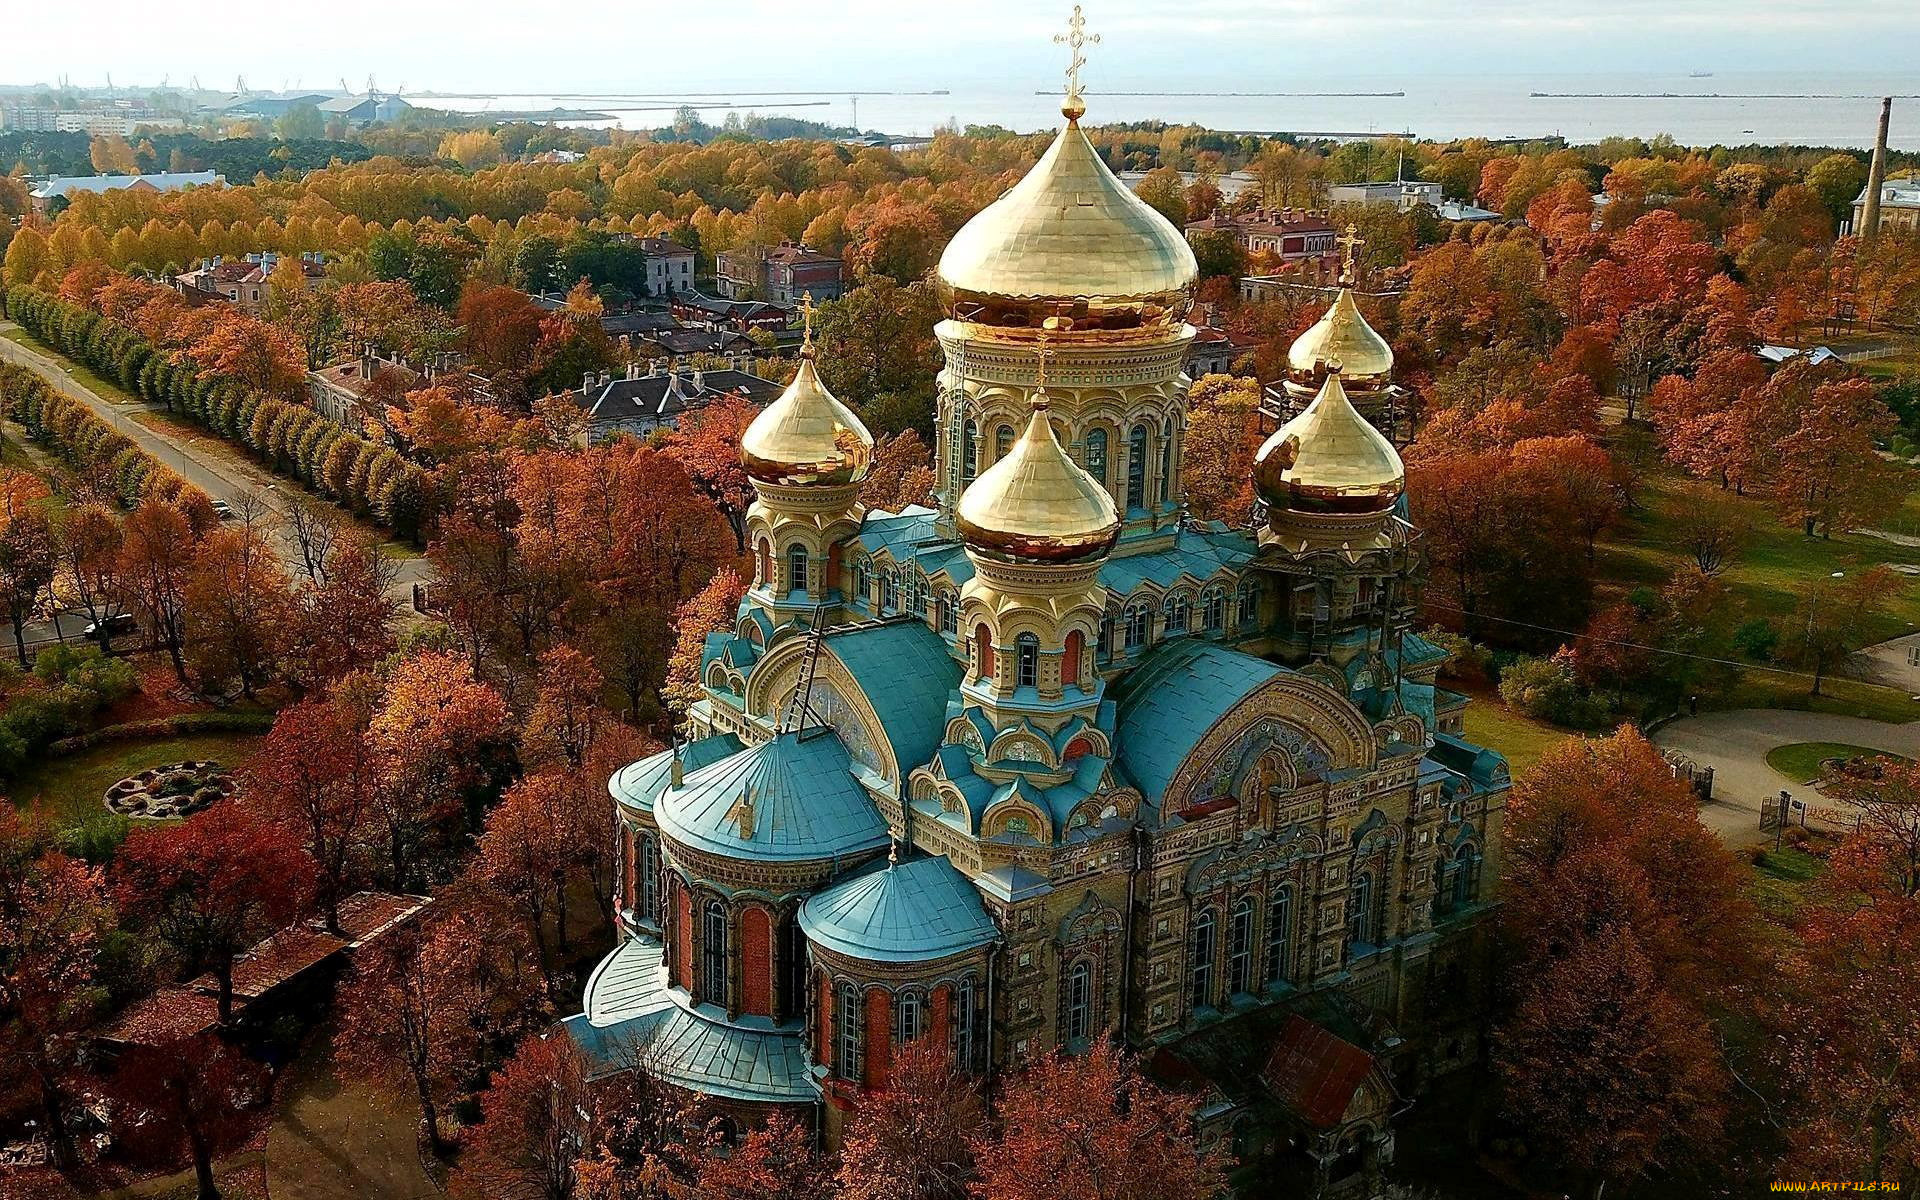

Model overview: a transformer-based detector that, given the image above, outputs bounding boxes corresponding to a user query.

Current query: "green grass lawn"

[1461,692,1570,776]
[1749,845,1825,919]
[8,731,265,834]
[1764,740,1911,783]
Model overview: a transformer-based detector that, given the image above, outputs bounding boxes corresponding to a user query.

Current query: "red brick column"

[863,986,892,1090]
[741,908,773,1017]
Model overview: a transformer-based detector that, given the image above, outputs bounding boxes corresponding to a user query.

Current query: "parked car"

[210,498,234,520]
[83,613,139,639]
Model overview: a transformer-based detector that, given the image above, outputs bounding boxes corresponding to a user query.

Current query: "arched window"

[1228,898,1256,997]
[974,624,995,680]
[702,900,728,1005]
[939,589,959,635]
[1016,632,1039,689]
[1159,419,1174,504]
[994,423,1015,460]
[1348,872,1377,949]
[756,540,771,590]
[1189,909,1217,1011]
[1264,884,1293,987]
[1063,630,1083,686]
[639,832,660,925]
[1084,428,1108,484]
[952,976,980,1073]
[1098,610,1117,662]
[1064,960,1093,1047]
[1202,587,1226,634]
[964,420,978,482]
[1124,603,1151,651]
[880,567,899,613]
[836,980,863,1080]
[1164,592,1192,635]
[786,544,808,597]
[853,557,870,606]
[1237,582,1259,629]
[1127,424,1148,511]
[895,990,924,1045]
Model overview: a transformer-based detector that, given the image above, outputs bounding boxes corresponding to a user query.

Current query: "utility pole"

[1862,97,1892,243]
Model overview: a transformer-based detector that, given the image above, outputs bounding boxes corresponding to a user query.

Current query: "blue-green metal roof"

[1430,732,1509,788]
[799,854,998,963]
[1401,631,1448,669]
[565,937,811,1101]
[826,619,961,781]
[1099,526,1256,595]
[655,730,887,862]
[1111,639,1290,802]
[609,733,743,814]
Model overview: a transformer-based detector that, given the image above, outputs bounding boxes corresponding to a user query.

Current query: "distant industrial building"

[317,93,412,126]
[1852,173,1920,236]
[1327,180,1444,212]
[30,170,221,213]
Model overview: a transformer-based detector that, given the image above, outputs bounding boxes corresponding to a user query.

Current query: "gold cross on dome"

[1336,225,1365,287]
[1033,335,1053,408]
[1054,5,1100,118]
[799,291,815,350]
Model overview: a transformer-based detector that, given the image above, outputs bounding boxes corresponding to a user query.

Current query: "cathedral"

[565,33,1509,1183]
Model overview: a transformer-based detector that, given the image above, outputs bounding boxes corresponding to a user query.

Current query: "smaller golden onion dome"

[739,351,874,487]
[1254,369,1405,514]
[957,398,1120,563]
[1287,288,1393,382]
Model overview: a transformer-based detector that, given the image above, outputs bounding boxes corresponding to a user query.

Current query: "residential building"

[1852,173,1920,235]
[672,291,792,334]
[174,252,325,312]
[568,87,1506,1195]
[306,347,488,435]
[716,241,845,303]
[632,236,697,298]
[30,170,222,214]
[1184,208,1337,262]
[566,363,784,443]
[2,100,182,135]
[1327,180,1444,212]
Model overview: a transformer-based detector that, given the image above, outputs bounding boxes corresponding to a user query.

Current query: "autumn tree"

[972,1041,1225,1200]
[455,1034,602,1200]
[0,479,56,667]
[182,524,298,698]
[679,1113,834,1200]
[53,502,128,651]
[837,1039,985,1200]
[662,392,757,551]
[475,773,584,992]
[338,899,545,1154]
[1794,565,1901,696]
[1672,490,1753,577]
[242,687,380,931]
[0,810,112,1171]
[288,530,400,691]
[812,278,943,437]
[119,500,198,682]
[1772,375,1905,537]
[109,1035,267,1200]
[1182,374,1262,526]
[114,802,317,1023]
[662,566,747,716]
[861,429,937,513]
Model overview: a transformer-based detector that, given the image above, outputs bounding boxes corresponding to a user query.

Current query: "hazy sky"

[9,0,1918,93]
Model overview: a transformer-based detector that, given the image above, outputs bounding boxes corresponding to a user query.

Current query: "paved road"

[1652,708,1920,845]
[0,322,434,607]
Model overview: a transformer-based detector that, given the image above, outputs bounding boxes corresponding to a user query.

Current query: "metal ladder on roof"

[781,603,830,735]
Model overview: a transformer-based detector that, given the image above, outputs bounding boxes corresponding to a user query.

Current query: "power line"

[1419,602,1895,688]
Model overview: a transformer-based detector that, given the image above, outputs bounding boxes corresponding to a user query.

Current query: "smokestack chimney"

[1863,97,1893,243]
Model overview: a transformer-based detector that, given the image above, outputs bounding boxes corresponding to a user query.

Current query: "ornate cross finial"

[799,291,815,355]
[1336,224,1364,288]
[1054,5,1100,120]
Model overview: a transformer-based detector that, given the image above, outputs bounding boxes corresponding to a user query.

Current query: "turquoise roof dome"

[799,854,999,963]
[655,731,889,863]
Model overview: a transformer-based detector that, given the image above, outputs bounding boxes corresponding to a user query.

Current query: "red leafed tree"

[971,1041,1226,1200]
[454,1034,600,1200]
[189,310,305,398]
[289,532,401,690]
[1509,435,1622,561]
[109,1034,268,1200]
[458,280,546,374]
[678,1113,834,1200]
[474,773,579,994]
[241,688,379,931]
[662,566,747,716]
[181,524,298,699]
[337,898,545,1154]
[118,499,198,684]
[861,430,937,514]
[663,393,758,552]
[1771,375,1905,538]
[837,1039,984,1200]
[522,644,616,775]
[113,802,317,1023]
[0,810,112,1171]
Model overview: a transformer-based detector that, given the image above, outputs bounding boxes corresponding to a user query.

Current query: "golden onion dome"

[739,351,874,487]
[936,113,1198,333]
[1287,288,1393,382]
[957,399,1120,563]
[1254,370,1405,514]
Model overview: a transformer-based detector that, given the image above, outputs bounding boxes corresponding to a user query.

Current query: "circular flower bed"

[103,761,237,819]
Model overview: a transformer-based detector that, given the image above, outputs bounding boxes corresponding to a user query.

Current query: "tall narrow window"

[1065,960,1093,1046]
[1189,909,1217,1011]
[1062,630,1083,686]
[1228,898,1255,997]
[1164,592,1191,635]
[881,568,898,613]
[853,558,870,606]
[837,981,863,1080]
[964,420,979,482]
[952,977,979,1073]
[1098,611,1116,661]
[757,540,771,590]
[1085,428,1108,484]
[1265,884,1293,987]
[1238,583,1259,628]
[1125,603,1151,650]
[939,590,959,635]
[1159,420,1174,504]
[639,833,660,925]
[1127,424,1148,511]
[995,424,1015,460]
[702,900,728,1005]
[974,625,995,680]
[1202,588,1226,634]
[895,990,923,1045]
[1348,872,1376,949]
[1016,632,1039,689]
[786,544,808,597]
[783,918,808,1022]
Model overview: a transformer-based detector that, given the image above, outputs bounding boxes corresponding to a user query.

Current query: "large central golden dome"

[937,114,1198,333]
